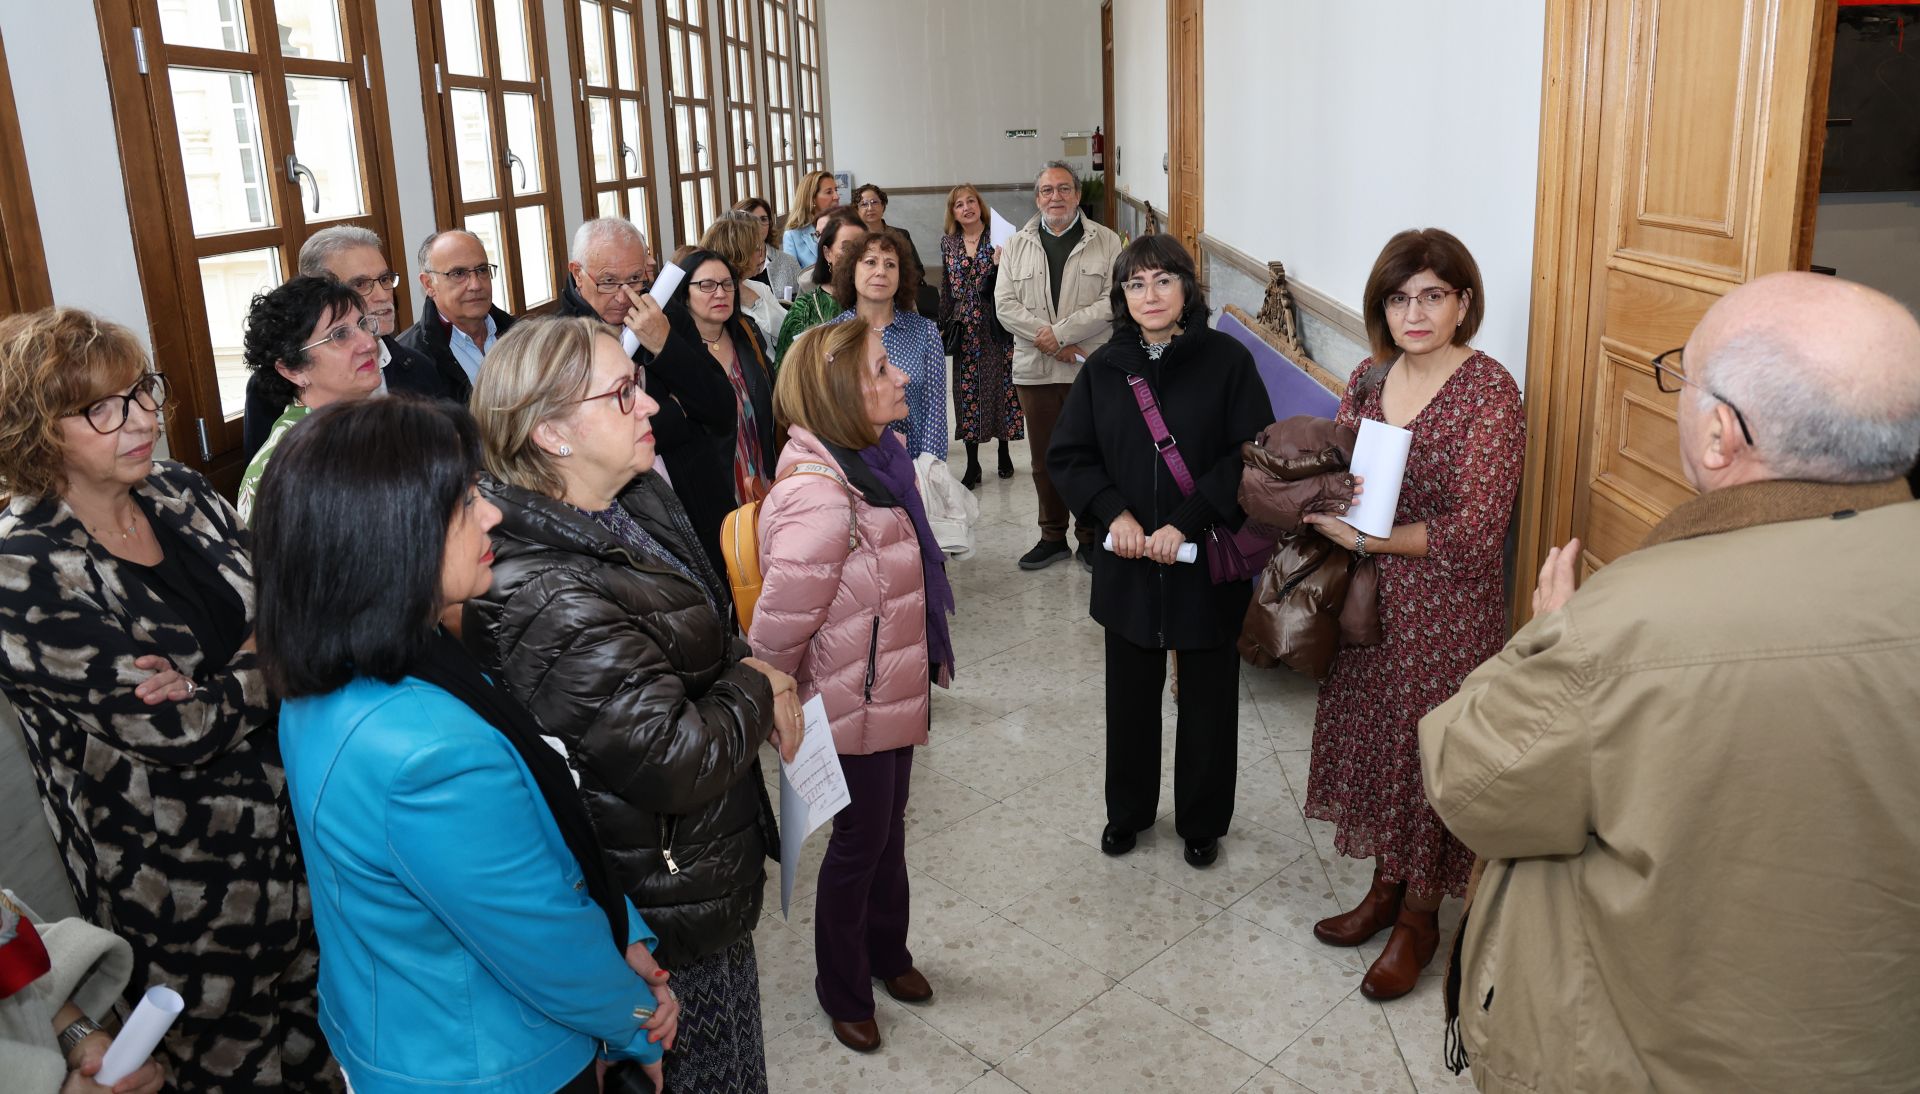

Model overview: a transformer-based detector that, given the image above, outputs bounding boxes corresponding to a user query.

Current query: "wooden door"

[1101,1,1115,227]
[1167,0,1201,251]
[1515,0,1830,615]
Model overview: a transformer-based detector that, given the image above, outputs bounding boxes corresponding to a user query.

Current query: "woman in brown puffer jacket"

[461,317,806,1094]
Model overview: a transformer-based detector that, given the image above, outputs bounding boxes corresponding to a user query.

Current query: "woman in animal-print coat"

[0,309,339,1091]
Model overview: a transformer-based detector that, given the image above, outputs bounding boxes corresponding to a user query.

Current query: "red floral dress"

[1305,350,1524,901]
[939,232,1024,442]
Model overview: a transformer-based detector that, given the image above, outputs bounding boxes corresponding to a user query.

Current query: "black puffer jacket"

[461,471,778,967]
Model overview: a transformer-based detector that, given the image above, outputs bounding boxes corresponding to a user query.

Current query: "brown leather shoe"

[880,967,933,1004]
[831,1017,882,1052]
[1359,903,1440,1001]
[1313,868,1405,947]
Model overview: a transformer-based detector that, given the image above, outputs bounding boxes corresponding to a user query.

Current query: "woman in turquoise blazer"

[254,396,679,1094]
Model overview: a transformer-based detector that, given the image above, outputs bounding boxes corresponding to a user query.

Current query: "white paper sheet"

[646,262,686,307]
[1102,533,1199,563]
[96,986,184,1085]
[778,695,851,918]
[620,327,641,357]
[989,208,1019,251]
[1346,418,1414,538]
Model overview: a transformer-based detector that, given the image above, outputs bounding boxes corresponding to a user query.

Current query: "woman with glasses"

[1283,228,1523,1000]
[462,318,801,1093]
[776,208,863,364]
[827,230,947,460]
[851,184,925,308]
[0,307,340,1091]
[235,276,384,524]
[781,170,842,268]
[702,212,790,350]
[732,197,802,302]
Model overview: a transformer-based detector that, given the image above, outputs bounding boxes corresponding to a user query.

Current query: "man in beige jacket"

[1420,271,1920,1093]
[994,161,1122,572]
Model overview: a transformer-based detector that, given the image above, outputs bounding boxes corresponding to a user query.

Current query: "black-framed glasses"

[1651,347,1756,448]
[590,272,651,295]
[71,372,168,434]
[424,262,498,284]
[299,314,382,354]
[578,370,642,415]
[690,277,737,296]
[1384,287,1464,313]
[343,271,402,295]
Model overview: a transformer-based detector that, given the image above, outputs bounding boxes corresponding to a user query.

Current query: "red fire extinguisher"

[1091,126,1105,173]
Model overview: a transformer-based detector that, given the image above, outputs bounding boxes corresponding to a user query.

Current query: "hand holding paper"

[1345,418,1413,538]
[95,985,183,1086]
[1103,533,1198,563]
[778,696,850,918]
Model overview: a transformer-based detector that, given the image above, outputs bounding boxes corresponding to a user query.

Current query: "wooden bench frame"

[1223,260,1345,397]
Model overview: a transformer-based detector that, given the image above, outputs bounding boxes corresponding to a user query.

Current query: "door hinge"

[133,27,149,74]
[577,78,585,103]
[362,55,371,90]
[540,76,547,101]
[193,418,211,462]
[434,62,443,94]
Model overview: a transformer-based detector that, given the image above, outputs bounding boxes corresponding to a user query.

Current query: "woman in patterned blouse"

[827,230,948,461]
[774,207,863,365]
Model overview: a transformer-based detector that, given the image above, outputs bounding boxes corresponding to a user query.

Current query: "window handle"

[286,155,321,214]
[504,149,527,189]
[621,141,638,174]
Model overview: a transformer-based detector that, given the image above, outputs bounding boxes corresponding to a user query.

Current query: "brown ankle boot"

[1359,902,1440,1001]
[1313,868,1406,948]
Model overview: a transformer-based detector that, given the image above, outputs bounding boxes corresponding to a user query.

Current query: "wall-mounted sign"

[1005,128,1037,139]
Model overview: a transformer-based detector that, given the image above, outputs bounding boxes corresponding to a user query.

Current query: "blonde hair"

[774,319,882,450]
[0,308,149,501]
[470,316,605,499]
[700,213,766,277]
[785,170,836,231]
[943,184,987,237]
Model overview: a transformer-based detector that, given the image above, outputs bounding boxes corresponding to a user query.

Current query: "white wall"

[1813,192,1920,315]
[1202,0,1546,382]
[1111,0,1167,210]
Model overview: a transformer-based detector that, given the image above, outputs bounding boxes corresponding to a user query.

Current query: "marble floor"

[753,440,1472,1094]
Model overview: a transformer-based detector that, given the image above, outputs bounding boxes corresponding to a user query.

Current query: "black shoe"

[1018,539,1072,570]
[997,441,1015,478]
[1184,838,1219,868]
[1101,823,1137,856]
[1076,542,1095,573]
[960,460,982,489]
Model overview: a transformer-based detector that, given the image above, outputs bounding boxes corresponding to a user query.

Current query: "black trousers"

[1103,630,1240,841]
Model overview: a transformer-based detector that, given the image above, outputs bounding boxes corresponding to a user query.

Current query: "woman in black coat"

[1048,235,1274,869]
[463,316,804,1094]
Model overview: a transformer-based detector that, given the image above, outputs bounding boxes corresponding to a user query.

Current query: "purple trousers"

[814,746,914,1021]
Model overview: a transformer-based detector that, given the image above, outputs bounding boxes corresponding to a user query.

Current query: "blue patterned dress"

[828,309,949,460]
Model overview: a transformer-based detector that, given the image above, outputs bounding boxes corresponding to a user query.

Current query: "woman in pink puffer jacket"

[747,318,956,1055]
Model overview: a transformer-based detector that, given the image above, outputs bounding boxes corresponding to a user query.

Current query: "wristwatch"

[1353,531,1370,559]
[58,1015,105,1059]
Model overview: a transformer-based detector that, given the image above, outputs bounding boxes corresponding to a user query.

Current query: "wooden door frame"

[1100,0,1115,227]
[1165,0,1202,249]
[0,31,51,314]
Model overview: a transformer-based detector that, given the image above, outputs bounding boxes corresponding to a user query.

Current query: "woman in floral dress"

[1294,229,1523,1001]
[938,185,1023,488]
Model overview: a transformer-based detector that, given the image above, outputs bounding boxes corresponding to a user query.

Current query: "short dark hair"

[1108,234,1210,339]
[1361,228,1485,366]
[812,206,865,294]
[832,229,918,313]
[254,397,484,699]
[242,276,365,406]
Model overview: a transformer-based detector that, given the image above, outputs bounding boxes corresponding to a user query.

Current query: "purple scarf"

[858,434,956,679]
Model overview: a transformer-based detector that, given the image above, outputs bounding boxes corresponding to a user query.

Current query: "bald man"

[1419,273,1920,1093]
[393,229,518,403]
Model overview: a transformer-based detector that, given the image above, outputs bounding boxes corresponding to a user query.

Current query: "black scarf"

[407,628,627,948]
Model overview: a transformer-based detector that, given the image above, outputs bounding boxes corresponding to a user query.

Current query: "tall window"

[567,0,659,245]
[757,0,798,213]
[716,0,762,204]
[793,0,825,173]
[100,0,406,484]
[656,0,721,246]
[415,0,565,313]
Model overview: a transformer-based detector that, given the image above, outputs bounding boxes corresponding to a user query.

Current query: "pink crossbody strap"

[1126,373,1199,497]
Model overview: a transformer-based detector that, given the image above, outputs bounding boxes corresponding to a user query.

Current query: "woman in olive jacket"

[461,317,804,1094]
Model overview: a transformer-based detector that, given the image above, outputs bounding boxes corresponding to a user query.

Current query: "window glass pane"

[502,93,543,194]
[674,104,692,168]
[688,33,708,99]
[597,190,621,219]
[667,0,684,19]
[627,187,651,244]
[168,67,274,236]
[619,99,645,179]
[442,0,485,77]
[680,179,697,240]
[463,210,510,311]
[668,30,686,94]
[515,205,553,306]
[694,105,713,170]
[160,0,249,52]
[274,0,345,61]
[199,247,281,417]
[580,1,607,86]
[612,11,637,92]
[448,88,497,201]
[495,0,532,83]
[285,76,366,219]
[588,96,615,182]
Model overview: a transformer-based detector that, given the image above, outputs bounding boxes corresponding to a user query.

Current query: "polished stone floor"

[754,439,1472,1094]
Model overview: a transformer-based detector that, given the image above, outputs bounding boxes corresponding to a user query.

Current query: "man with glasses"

[242,226,466,458]
[395,229,518,402]
[1419,272,1920,1093]
[995,161,1123,571]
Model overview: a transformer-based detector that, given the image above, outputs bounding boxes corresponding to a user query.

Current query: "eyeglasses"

[71,372,168,435]
[299,314,382,354]
[1036,184,1078,198]
[856,199,884,210]
[690,277,737,296]
[577,370,642,415]
[1384,288,1464,313]
[343,271,402,295]
[1122,273,1179,297]
[1651,347,1756,448]
[591,272,652,295]
[424,262,498,284]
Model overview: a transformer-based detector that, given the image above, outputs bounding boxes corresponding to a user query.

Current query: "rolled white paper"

[1346,418,1414,539]
[1102,533,1199,563]
[96,985,184,1085]
[989,208,1019,251]
[646,262,686,308]
[619,327,642,357]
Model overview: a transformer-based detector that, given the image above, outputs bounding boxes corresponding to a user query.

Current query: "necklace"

[83,511,139,541]
[698,327,725,346]
[1140,334,1171,361]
